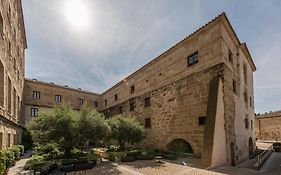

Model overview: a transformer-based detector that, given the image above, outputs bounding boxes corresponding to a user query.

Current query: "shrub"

[10,146,21,160]
[71,148,87,158]
[5,149,15,168]
[34,143,59,155]
[0,150,6,175]
[108,152,127,161]
[87,152,101,163]
[17,145,25,155]
[162,153,178,160]
[108,145,120,152]
[24,155,44,170]
[127,150,142,158]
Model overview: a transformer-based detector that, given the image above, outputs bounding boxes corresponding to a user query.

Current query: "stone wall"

[255,111,281,141]
[23,79,101,123]
[0,0,26,149]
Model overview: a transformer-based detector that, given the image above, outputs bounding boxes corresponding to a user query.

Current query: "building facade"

[23,13,256,167]
[255,111,281,141]
[0,0,27,149]
[23,78,101,124]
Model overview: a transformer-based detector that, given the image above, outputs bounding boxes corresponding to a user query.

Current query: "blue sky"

[22,0,281,113]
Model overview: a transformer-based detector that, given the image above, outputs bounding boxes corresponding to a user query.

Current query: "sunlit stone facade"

[23,13,256,167]
[0,0,27,149]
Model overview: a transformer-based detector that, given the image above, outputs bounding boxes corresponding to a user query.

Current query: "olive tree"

[107,115,145,150]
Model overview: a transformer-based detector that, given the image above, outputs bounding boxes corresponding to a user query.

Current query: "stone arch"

[165,135,197,154]
[249,137,254,157]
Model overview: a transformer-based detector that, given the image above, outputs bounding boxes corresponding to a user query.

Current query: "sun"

[64,1,90,28]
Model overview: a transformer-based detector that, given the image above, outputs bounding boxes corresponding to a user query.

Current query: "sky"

[21,0,281,114]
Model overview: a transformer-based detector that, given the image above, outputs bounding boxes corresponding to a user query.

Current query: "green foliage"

[34,143,63,160]
[10,146,21,160]
[127,150,142,157]
[24,155,44,170]
[107,145,120,152]
[28,104,109,158]
[71,148,87,159]
[87,152,100,162]
[108,151,127,161]
[76,105,109,149]
[0,150,6,175]
[22,129,33,151]
[5,149,15,168]
[107,115,145,150]
[17,145,25,155]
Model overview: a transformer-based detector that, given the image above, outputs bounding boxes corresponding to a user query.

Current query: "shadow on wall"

[166,139,194,154]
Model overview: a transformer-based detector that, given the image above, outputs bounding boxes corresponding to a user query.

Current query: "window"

[114,94,118,101]
[32,91,40,99]
[243,63,247,84]
[130,85,135,93]
[233,80,237,94]
[144,97,151,107]
[119,106,123,114]
[78,98,84,105]
[244,91,248,106]
[187,51,199,66]
[55,95,62,102]
[145,118,151,128]
[250,120,253,130]
[105,99,107,106]
[198,116,206,125]
[249,97,252,107]
[228,50,234,63]
[245,118,249,129]
[0,12,3,38]
[94,101,98,107]
[31,108,38,117]
[130,102,135,111]
[7,134,10,147]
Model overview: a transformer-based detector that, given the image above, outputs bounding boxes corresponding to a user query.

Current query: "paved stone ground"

[67,160,224,175]
[7,151,33,175]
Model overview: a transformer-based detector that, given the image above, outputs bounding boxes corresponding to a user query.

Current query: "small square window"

[145,118,151,128]
[198,116,206,125]
[144,97,151,107]
[187,51,199,66]
[32,91,40,99]
[31,108,38,117]
[115,94,118,101]
[130,85,135,93]
[55,95,62,102]
[105,99,107,106]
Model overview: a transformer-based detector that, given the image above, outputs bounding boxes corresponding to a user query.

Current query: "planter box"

[121,156,135,162]
[136,155,154,160]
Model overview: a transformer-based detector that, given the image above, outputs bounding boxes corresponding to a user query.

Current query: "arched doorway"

[166,139,193,153]
[249,137,254,157]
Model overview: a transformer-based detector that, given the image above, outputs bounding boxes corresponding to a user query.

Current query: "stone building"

[23,13,256,167]
[23,78,101,123]
[0,0,27,149]
[255,111,281,141]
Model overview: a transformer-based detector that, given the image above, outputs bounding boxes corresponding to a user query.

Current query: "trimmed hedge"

[127,150,142,157]
[108,152,127,161]
[5,149,15,168]
[24,155,44,170]
[136,155,154,160]
[10,146,21,160]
